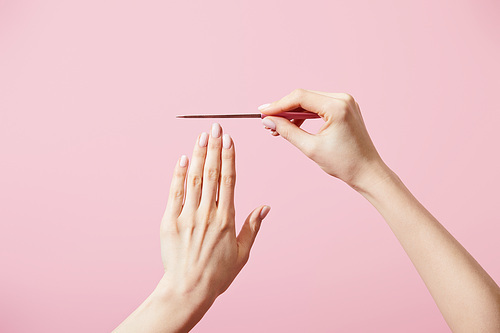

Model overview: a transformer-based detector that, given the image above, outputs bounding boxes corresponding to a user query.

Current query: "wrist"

[349,160,398,196]
[148,275,217,332]
[155,273,218,306]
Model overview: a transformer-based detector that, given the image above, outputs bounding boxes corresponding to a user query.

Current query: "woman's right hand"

[261,90,500,333]
[259,89,392,192]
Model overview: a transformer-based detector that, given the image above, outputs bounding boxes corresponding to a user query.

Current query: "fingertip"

[259,102,283,115]
[259,205,271,219]
[258,103,271,111]
[179,155,188,167]
[262,117,276,130]
[198,132,209,147]
[211,123,222,138]
[222,133,233,149]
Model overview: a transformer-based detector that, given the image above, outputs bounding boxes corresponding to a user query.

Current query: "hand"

[114,123,270,333]
[159,123,270,330]
[259,89,390,191]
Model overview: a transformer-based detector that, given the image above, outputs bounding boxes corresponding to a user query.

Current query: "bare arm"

[359,163,500,332]
[260,89,500,332]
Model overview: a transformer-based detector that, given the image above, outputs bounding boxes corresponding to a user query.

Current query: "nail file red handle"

[263,111,321,120]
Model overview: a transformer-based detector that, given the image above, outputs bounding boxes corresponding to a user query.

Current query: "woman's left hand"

[114,123,270,333]
[160,122,270,326]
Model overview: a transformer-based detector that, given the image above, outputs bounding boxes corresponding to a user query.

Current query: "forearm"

[113,277,215,333]
[356,164,500,332]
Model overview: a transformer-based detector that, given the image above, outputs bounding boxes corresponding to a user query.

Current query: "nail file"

[176,111,320,120]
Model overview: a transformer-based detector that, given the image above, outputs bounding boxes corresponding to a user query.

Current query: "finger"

[200,123,222,207]
[267,118,303,129]
[269,119,305,138]
[218,133,235,211]
[258,88,334,120]
[184,132,208,210]
[262,116,316,156]
[236,205,270,268]
[164,155,188,220]
[308,90,356,105]
[308,91,359,113]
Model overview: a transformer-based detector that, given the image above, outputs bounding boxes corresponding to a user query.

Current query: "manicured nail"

[222,134,232,149]
[258,103,271,111]
[262,118,276,130]
[260,206,271,219]
[211,123,221,138]
[199,132,208,147]
[179,155,188,167]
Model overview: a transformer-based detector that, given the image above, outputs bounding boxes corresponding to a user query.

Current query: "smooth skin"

[115,89,500,332]
[260,89,500,333]
[114,124,270,333]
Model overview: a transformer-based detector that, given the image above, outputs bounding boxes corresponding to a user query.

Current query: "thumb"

[236,205,271,267]
[262,116,315,155]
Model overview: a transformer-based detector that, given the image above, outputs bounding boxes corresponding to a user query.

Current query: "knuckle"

[219,206,235,218]
[180,222,195,234]
[206,168,219,181]
[339,93,355,104]
[189,174,202,188]
[172,189,184,199]
[327,99,350,119]
[291,88,306,99]
[216,222,231,233]
[174,169,185,179]
[195,208,208,223]
[221,174,235,187]
[340,99,350,109]
[338,100,350,114]
[210,211,234,232]
[178,215,197,229]
[198,201,213,214]
[216,216,232,234]
[323,100,338,112]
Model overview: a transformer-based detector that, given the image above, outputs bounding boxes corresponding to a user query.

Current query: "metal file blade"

[176,111,320,120]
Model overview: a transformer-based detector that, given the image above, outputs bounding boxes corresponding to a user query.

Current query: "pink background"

[1,0,499,332]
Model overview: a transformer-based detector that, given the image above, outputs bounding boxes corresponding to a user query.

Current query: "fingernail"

[179,155,188,167]
[199,132,208,147]
[222,134,232,149]
[211,123,221,138]
[258,103,271,111]
[262,118,276,130]
[260,206,271,219]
